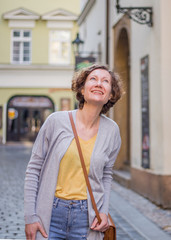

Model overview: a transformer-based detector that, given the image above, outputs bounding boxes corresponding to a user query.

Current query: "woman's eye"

[90,77,96,81]
[104,79,109,83]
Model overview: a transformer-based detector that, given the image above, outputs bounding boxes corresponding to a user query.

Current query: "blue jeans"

[49,197,89,240]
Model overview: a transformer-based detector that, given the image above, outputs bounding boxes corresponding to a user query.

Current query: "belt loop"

[56,197,59,207]
[80,200,84,210]
[53,197,59,208]
[81,200,83,207]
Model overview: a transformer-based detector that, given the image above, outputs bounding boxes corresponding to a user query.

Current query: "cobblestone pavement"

[0,144,32,239]
[110,181,171,238]
[109,181,171,239]
[0,144,171,239]
[109,206,147,240]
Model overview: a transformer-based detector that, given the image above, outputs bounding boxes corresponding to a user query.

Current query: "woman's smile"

[91,90,104,95]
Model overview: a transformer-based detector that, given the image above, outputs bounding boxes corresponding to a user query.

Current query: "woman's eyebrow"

[89,74,111,80]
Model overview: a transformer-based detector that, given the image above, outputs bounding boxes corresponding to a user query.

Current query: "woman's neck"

[76,104,101,129]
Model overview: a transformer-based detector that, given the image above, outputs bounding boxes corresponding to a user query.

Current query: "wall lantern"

[72,33,84,55]
[116,0,153,27]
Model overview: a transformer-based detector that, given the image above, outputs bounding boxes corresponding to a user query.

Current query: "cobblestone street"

[0,144,171,239]
[109,183,171,240]
[0,144,32,239]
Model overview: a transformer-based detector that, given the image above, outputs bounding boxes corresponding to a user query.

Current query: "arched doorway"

[114,18,130,170]
[7,95,54,142]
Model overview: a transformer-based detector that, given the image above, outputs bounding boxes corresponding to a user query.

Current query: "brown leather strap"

[68,112,102,224]
[108,213,115,227]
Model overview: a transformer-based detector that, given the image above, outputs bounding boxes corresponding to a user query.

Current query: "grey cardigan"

[24,110,121,240]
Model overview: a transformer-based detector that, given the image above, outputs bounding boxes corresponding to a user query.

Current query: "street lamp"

[116,0,153,27]
[72,33,101,71]
[72,33,84,55]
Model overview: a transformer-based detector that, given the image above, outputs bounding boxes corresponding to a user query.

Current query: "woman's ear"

[81,88,84,96]
[109,93,112,100]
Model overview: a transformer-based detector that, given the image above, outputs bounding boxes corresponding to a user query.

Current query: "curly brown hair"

[71,64,124,114]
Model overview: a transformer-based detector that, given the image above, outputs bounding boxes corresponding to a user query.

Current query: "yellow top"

[55,134,97,200]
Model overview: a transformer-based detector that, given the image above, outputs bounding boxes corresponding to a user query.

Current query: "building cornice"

[77,0,96,25]
[3,7,40,20]
[41,8,77,21]
[0,64,74,71]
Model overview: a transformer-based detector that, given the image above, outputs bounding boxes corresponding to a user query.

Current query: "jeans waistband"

[53,196,87,208]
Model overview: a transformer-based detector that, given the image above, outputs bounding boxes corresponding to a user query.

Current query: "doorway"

[114,19,130,170]
[7,96,54,142]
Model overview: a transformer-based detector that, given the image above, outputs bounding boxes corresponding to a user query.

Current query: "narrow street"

[0,144,32,239]
[0,144,171,239]
[109,182,171,239]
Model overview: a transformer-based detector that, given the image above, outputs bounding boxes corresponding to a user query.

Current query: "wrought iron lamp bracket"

[116,1,153,27]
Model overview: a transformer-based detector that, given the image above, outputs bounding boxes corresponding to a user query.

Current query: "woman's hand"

[90,213,109,232]
[25,222,48,240]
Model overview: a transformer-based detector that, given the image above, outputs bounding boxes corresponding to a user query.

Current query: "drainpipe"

[106,0,109,65]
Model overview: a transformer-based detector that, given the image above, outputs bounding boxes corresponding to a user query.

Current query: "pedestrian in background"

[24,64,123,240]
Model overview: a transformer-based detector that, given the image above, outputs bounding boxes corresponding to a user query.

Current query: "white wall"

[0,67,74,88]
[130,0,163,174]
[79,0,106,64]
[110,0,171,174]
[160,0,171,174]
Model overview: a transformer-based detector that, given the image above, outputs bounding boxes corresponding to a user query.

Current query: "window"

[11,30,31,64]
[49,30,71,65]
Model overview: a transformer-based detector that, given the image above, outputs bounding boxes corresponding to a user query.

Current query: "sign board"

[8,108,18,120]
[141,55,150,168]
[75,56,96,71]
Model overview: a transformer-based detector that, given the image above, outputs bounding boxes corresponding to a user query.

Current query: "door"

[7,96,54,142]
[19,108,42,141]
[113,23,131,170]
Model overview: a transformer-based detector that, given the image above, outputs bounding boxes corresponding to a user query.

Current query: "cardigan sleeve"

[100,124,121,215]
[24,114,53,224]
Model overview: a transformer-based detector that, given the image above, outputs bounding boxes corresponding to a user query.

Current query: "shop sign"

[75,56,96,71]
[141,55,150,168]
[8,108,18,120]
[8,96,53,108]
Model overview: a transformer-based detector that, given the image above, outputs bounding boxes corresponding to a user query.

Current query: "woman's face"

[82,69,112,107]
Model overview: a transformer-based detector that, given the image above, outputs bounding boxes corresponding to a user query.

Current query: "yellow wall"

[0,0,80,64]
[0,20,10,63]
[32,21,49,64]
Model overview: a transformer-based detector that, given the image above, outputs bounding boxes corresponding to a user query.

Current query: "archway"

[7,95,54,142]
[114,21,130,170]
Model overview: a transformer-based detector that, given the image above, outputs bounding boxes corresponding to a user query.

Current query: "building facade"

[78,0,171,208]
[0,0,80,143]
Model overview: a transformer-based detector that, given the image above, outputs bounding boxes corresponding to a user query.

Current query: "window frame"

[11,29,32,64]
[49,29,71,65]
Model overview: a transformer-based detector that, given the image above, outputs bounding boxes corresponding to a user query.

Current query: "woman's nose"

[96,79,102,86]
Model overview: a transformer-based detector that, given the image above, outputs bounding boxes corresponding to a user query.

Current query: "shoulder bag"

[68,112,116,240]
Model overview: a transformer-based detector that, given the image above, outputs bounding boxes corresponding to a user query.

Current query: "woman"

[24,64,123,240]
